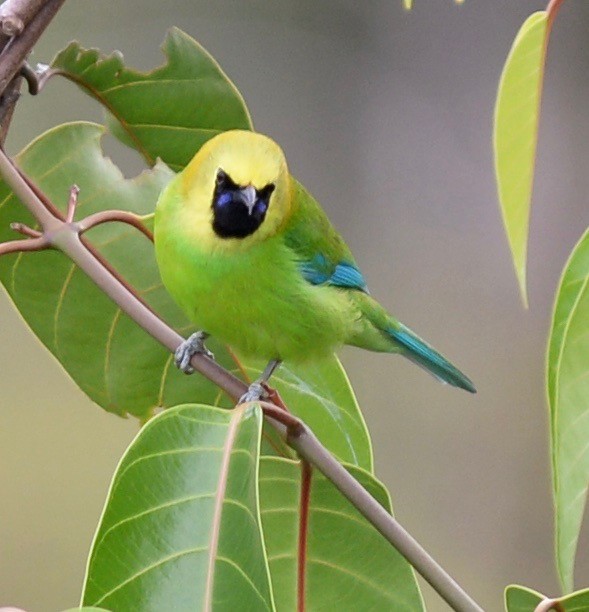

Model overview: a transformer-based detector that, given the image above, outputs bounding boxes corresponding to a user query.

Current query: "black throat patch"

[211,170,275,239]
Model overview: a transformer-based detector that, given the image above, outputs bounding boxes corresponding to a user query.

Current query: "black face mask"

[211,169,276,239]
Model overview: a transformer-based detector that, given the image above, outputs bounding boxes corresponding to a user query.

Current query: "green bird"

[154,130,475,401]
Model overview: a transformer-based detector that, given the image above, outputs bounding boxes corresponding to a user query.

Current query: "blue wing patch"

[299,254,369,293]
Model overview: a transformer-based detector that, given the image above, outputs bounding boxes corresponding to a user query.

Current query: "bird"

[154,130,475,402]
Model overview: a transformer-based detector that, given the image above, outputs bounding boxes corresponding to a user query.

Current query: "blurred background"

[1,0,588,610]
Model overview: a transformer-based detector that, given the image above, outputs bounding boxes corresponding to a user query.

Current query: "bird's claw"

[174,331,213,374]
[238,382,268,405]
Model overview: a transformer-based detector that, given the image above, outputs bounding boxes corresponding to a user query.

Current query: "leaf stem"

[534,598,565,612]
[286,420,484,612]
[546,0,566,24]
[298,460,312,612]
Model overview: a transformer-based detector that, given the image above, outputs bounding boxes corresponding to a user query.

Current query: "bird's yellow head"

[178,130,291,250]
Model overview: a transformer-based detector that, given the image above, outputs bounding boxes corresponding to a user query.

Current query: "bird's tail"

[387,323,476,393]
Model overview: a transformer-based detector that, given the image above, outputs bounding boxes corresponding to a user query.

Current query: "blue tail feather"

[388,325,476,393]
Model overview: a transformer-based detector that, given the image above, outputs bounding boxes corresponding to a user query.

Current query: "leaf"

[493,11,549,307]
[547,228,589,592]
[51,28,253,171]
[245,356,373,472]
[504,585,544,611]
[61,608,111,612]
[82,404,274,611]
[0,122,373,468]
[259,457,424,611]
[505,584,589,612]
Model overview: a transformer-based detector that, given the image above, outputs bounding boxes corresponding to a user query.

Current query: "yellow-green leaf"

[547,228,589,592]
[493,11,549,307]
[505,584,589,612]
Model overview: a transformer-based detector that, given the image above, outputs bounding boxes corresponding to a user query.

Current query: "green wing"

[284,178,368,293]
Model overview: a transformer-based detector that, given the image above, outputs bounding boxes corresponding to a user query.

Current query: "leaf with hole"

[82,403,274,611]
[493,11,549,306]
[51,28,253,171]
[259,457,424,610]
[0,122,373,471]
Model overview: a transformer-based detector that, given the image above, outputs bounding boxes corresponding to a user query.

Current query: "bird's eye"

[255,200,268,214]
[216,192,232,208]
[216,169,228,186]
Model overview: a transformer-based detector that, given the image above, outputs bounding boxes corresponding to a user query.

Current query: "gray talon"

[236,359,282,405]
[174,331,213,374]
[238,382,268,404]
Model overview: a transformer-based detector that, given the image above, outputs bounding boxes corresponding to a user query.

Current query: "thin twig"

[78,210,154,241]
[65,183,79,222]
[10,221,41,237]
[20,61,54,95]
[0,234,47,255]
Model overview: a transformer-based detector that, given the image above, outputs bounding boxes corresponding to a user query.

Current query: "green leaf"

[504,585,544,611]
[493,11,549,307]
[505,584,589,612]
[259,457,424,611]
[61,608,111,612]
[82,404,274,611]
[47,34,374,466]
[547,228,589,592]
[0,121,372,472]
[51,28,253,171]
[245,356,373,472]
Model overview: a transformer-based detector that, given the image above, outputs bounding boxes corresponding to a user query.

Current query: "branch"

[0,150,484,612]
[0,0,49,36]
[0,234,46,255]
[0,0,67,94]
[77,209,154,241]
[0,3,483,604]
[262,403,483,612]
[0,150,484,611]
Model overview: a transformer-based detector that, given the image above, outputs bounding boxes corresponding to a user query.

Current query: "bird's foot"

[174,331,213,374]
[238,381,269,405]
[237,359,282,405]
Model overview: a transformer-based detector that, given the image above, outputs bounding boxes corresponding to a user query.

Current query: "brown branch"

[0,147,484,612]
[0,0,67,95]
[0,0,49,36]
[78,210,154,242]
[0,234,47,255]
[0,2,483,605]
[10,221,41,237]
